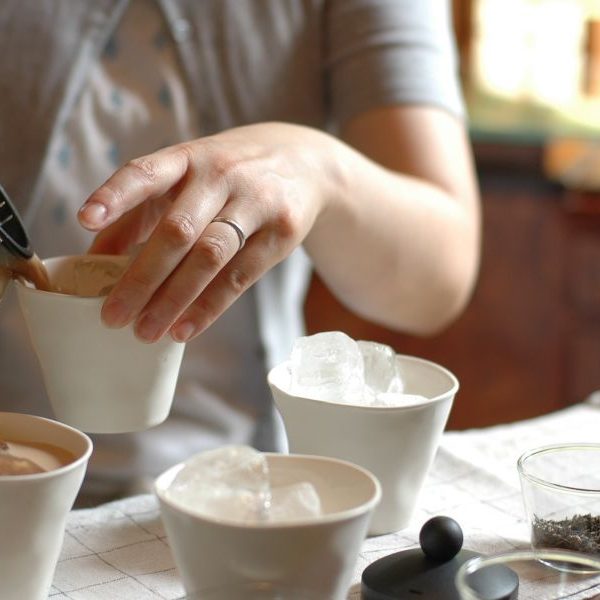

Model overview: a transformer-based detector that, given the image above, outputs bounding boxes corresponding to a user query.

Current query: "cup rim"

[267,355,459,411]
[454,548,600,599]
[14,253,128,300]
[0,412,93,481]
[154,451,382,529]
[517,442,600,494]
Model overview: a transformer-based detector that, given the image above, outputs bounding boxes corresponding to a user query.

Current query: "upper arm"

[324,0,475,206]
[340,104,480,223]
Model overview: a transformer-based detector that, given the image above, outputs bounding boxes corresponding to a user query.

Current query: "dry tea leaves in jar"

[532,514,600,555]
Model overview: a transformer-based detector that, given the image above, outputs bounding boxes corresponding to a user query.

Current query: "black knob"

[419,515,464,562]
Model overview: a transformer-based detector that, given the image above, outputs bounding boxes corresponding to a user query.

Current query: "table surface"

[48,397,600,600]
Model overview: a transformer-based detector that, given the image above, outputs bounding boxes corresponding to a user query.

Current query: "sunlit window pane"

[473,0,585,106]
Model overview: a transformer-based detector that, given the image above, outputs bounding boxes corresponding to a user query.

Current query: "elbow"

[415,201,482,336]
[414,279,476,337]
[410,245,481,338]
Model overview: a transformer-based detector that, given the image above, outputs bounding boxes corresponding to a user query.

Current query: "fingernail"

[135,314,162,342]
[102,297,132,328]
[79,202,107,227]
[171,320,195,342]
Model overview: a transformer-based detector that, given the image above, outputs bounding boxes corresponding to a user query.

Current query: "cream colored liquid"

[0,439,75,475]
[1,255,124,297]
[1,253,53,292]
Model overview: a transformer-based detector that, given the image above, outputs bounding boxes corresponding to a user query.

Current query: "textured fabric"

[0,0,465,496]
[49,401,600,599]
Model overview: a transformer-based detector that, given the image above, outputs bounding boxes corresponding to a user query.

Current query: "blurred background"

[305,0,600,430]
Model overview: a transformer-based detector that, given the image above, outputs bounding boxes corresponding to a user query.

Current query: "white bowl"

[155,453,381,600]
[268,354,458,535]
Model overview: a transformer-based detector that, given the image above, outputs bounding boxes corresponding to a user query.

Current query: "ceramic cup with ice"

[15,254,186,433]
[268,331,459,535]
[0,412,92,600]
[155,445,381,600]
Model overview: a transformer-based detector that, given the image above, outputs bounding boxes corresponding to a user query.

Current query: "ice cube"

[357,340,404,395]
[370,393,428,407]
[268,482,323,522]
[290,331,364,402]
[165,445,270,523]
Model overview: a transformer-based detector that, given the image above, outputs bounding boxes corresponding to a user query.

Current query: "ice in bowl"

[269,331,459,534]
[155,445,380,600]
[289,331,427,407]
[162,445,322,523]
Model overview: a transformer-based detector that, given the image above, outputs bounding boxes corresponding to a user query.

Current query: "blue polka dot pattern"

[108,141,121,167]
[51,201,67,225]
[153,29,169,50]
[158,82,172,108]
[35,0,200,261]
[103,35,119,59]
[111,88,123,108]
[57,143,71,169]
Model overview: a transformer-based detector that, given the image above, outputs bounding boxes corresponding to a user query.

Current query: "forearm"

[306,157,479,334]
[303,127,480,335]
[78,117,479,343]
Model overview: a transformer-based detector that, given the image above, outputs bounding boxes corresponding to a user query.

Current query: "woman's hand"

[79,107,480,343]
[78,123,339,343]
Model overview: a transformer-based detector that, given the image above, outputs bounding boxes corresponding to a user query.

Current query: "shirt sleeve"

[324,0,465,130]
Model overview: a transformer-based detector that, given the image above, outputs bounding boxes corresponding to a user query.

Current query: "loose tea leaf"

[532,514,600,554]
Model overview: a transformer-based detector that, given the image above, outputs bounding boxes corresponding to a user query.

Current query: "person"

[0,0,480,503]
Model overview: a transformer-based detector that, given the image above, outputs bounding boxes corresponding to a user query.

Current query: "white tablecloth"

[49,397,600,599]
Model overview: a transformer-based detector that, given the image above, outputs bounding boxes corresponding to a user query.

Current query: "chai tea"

[0,438,75,475]
[1,253,52,293]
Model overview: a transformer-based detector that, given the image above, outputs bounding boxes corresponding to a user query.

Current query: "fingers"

[100,179,228,329]
[78,128,315,344]
[87,197,166,255]
[130,218,255,342]
[170,231,280,342]
[83,142,266,341]
[78,146,190,231]
[102,191,299,343]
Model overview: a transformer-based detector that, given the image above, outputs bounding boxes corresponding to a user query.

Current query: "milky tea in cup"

[15,254,186,433]
[0,249,52,299]
[0,412,92,600]
[0,181,53,299]
[0,437,74,475]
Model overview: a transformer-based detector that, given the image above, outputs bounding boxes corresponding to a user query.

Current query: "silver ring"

[211,217,246,252]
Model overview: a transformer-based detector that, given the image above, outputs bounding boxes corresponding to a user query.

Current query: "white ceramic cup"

[0,412,92,600]
[268,354,458,535]
[15,255,186,433]
[155,453,381,600]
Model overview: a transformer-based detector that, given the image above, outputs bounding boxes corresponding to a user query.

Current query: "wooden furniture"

[304,144,600,429]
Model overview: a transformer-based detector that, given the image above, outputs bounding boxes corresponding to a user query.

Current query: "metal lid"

[0,184,32,259]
